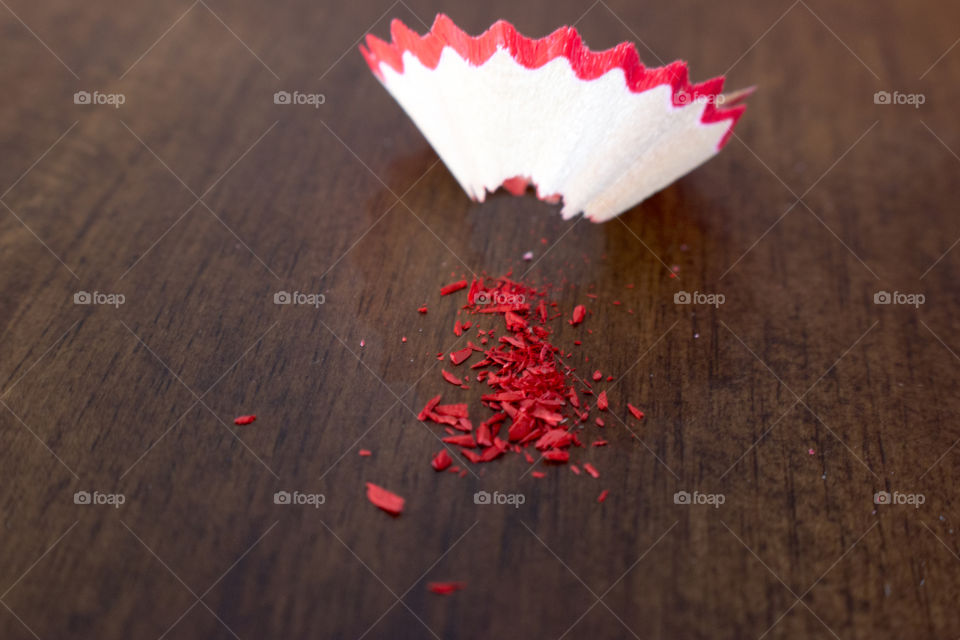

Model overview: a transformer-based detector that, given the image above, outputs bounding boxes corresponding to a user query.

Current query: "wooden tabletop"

[2,0,959,638]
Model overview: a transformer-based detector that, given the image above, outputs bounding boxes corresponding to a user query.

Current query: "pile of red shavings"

[418,274,644,487]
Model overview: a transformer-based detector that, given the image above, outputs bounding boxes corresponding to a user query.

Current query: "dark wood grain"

[1,0,959,638]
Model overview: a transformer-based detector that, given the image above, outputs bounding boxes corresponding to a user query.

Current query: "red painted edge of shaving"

[360,13,746,148]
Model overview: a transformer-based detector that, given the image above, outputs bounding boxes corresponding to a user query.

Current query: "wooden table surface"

[2,0,959,638]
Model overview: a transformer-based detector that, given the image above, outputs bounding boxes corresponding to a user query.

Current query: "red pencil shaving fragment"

[431,449,452,471]
[583,462,599,478]
[570,305,586,325]
[542,449,570,463]
[234,415,256,425]
[358,449,372,457]
[597,391,608,411]
[450,347,473,365]
[627,403,645,421]
[441,280,468,296]
[428,581,465,595]
[441,370,463,386]
[418,395,442,420]
[361,15,748,222]
[597,489,609,503]
[418,305,428,314]
[592,370,602,381]
[365,482,405,515]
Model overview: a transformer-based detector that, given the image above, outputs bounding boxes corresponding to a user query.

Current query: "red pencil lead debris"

[570,304,586,325]
[450,347,473,365]
[441,280,468,296]
[365,482,405,515]
[627,404,645,420]
[412,273,637,480]
[583,463,599,478]
[358,449,372,457]
[431,449,452,471]
[592,370,602,381]
[441,370,463,386]
[418,306,428,314]
[234,415,256,425]
[428,581,466,594]
[597,489,609,503]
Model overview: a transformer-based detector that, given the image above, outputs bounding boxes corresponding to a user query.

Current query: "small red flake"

[418,306,428,314]
[360,339,365,347]
[532,471,546,478]
[365,482,404,515]
[442,434,476,448]
[401,336,407,343]
[597,391,609,411]
[450,347,473,365]
[441,280,468,296]
[592,370,602,381]
[358,449,372,457]
[593,439,608,447]
[431,449,452,471]
[583,463,600,478]
[597,489,609,503]
[435,403,468,417]
[570,305,587,325]
[428,581,465,595]
[627,404,645,421]
[418,395,442,420]
[542,449,570,463]
[595,418,605,427]
[441,370,463,386]
[234,415,256,425]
